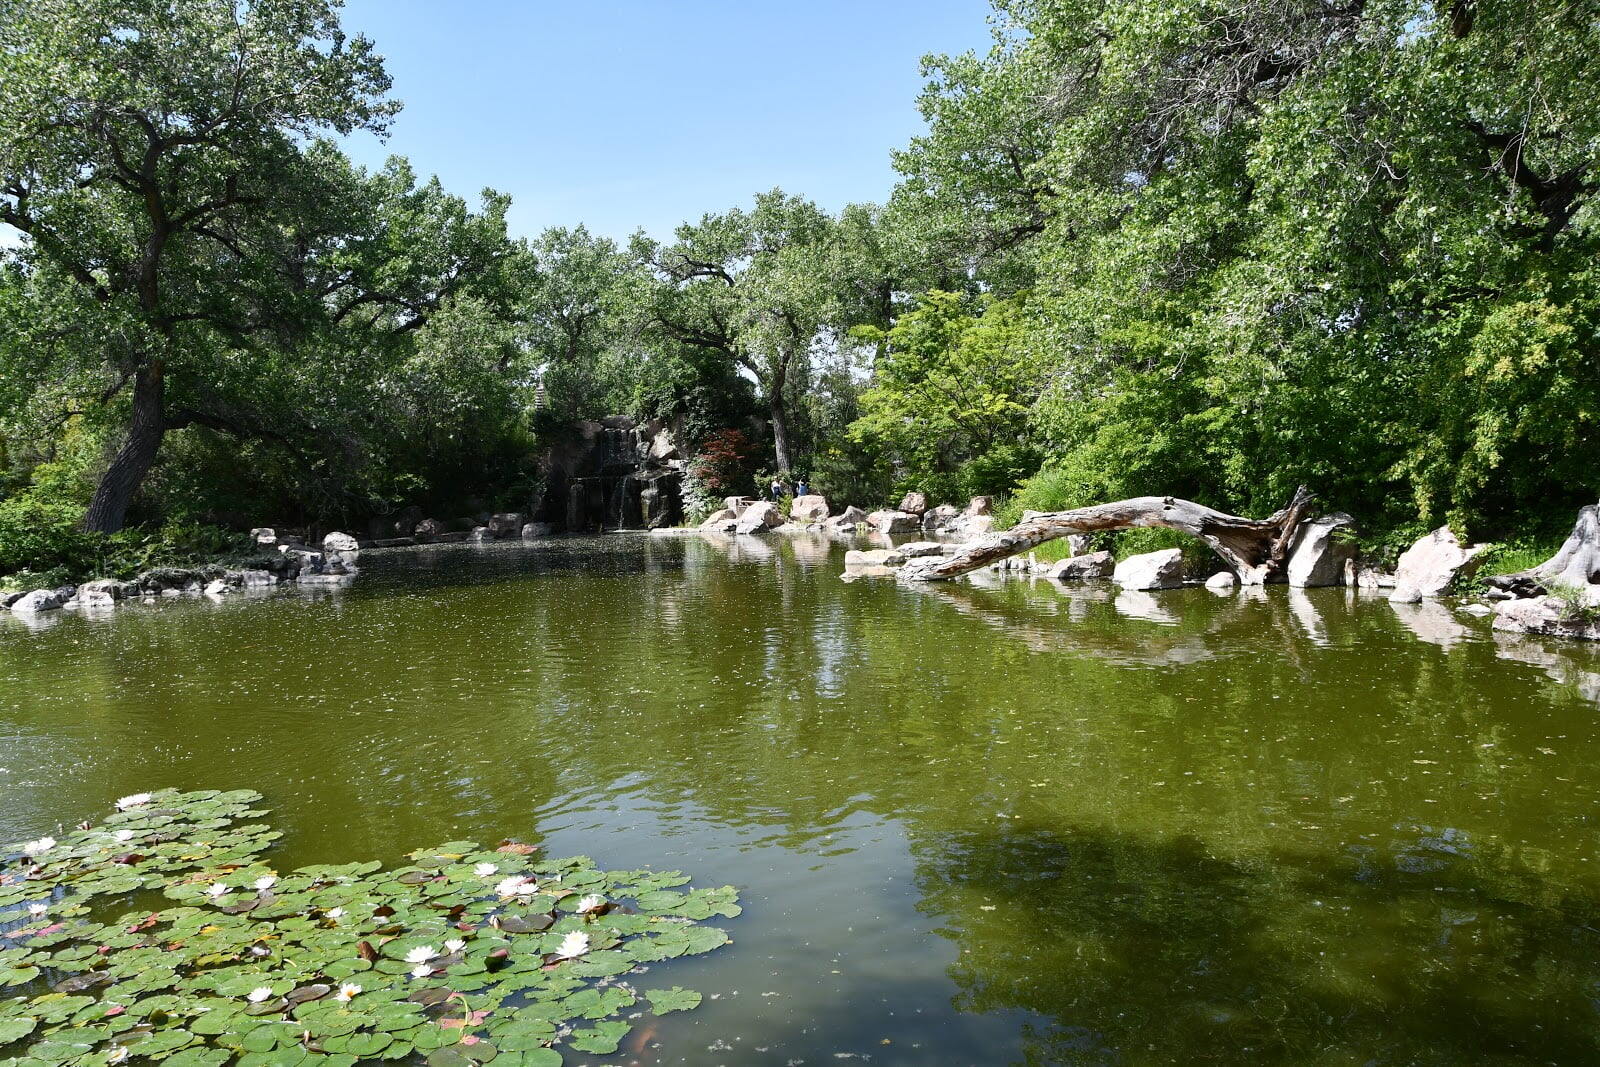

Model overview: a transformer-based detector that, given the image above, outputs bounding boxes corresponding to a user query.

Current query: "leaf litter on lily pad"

[0,789,738,1064]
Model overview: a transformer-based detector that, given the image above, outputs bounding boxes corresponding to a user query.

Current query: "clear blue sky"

[337,0,995,242]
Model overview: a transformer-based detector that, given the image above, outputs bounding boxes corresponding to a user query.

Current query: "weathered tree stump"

[1487,500,1600,597]
[900,487,1316,584]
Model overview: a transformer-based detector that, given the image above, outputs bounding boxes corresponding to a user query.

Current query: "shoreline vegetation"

[3,0,1597,627]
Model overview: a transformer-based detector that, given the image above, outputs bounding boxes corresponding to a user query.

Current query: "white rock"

[8,590,63,614]
[790,494,829,522]
[867,510,920,535]
[1394,525,1488,597]
[1113,548,1185,590]
[1051,551,1116,581]
[735,500,783,535]
[1286,513,1357,587]
[1389,582,1423,604]
[1205,571,1238,592]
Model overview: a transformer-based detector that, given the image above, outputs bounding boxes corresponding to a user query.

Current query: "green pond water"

[4,533,1600,1064]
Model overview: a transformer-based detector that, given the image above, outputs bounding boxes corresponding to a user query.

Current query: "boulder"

[414,518,447,543]
[1497,595,1576,632]
[844,548,906,571]
[954,514,996,538]
[647,425,679,462]
[1112,548,1185,591]
[868,510,920,535]
[250,527,277,547]
[898,491,929,516]
[1051,551,1116,581]
[922,504,960,532]
[520,522,554,539]
[1389,582,1423,604]
[469,526,493,543]
[1205,570,1238,593]
[735,501,783,535]
[1394,525,1488,597]
[699,509,737,528]
[896,541,947,559]
[322,531,360,573]
[487,513,524,539]
[9,590,63,614]
[965,496,994,516]
[203,578,230,597]
[724,497,755,517]
[0,590,23,608]
[1285,512,1357,588]
[790,494,830,523]
[828,506,869,529]
[79,578,137,601]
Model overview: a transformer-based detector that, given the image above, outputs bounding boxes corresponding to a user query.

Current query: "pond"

[4,533,1600,1064]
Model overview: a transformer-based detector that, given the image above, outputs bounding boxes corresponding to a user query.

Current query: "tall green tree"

[634,190,844,474]
[0,0,395,531]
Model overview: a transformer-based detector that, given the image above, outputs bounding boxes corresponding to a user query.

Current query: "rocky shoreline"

[2,529,362,618]
[703,488,1600,645]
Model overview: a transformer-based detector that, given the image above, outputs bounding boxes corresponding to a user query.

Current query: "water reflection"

[2,535,1600,1063]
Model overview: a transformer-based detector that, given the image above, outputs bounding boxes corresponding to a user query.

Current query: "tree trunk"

[1487,500,1600,596]
[82,361,166,534]
[902,487,1316,584]
[769,396,793,475]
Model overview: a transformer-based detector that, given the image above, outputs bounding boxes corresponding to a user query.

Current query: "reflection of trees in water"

[912,819,1600,1063]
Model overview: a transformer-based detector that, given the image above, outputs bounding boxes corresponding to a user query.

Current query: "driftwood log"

[900,487,1316,584]
[1487,500,1600,597]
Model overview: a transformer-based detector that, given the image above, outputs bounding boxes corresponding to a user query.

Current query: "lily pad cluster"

[0,790,739,1065]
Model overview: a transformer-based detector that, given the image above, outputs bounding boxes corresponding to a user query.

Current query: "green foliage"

[852,291,1045,505]
[0,789,737,1065]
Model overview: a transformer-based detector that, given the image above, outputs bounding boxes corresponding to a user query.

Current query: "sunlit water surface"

[4,533,1600,1064]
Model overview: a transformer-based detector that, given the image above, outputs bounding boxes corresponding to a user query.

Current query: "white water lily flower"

[444,938,465,953]
[575,894,604,914]
[404,945,437,964]
[326,907,345,919]
[114,829,135,843]
[556,931,590,959]
[474,862,498,877]
[205,882,229,898]
[107,1047,129,1065]
[409,963,432,979]
[115,793,152,810]
[27,901,47,917]
[249,945,269,957]
[334,982,361,1002]
[254,875,276,891]
[22,836,55,857]
[495,875,536,898]
[245,986,273,1003]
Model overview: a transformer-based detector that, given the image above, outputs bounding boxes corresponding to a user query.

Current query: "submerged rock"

[1494,594,1600,640]
[520,521,554,539]
[1205,571,1238,592]
[1113,548,1185,591]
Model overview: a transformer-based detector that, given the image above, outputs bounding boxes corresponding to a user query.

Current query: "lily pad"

[0,788,737,1063]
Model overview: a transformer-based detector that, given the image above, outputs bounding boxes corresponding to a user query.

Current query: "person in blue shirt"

[769,477,785,501]
[795,477,809,497]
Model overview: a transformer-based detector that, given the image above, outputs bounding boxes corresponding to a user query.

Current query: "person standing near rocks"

[770,476,786,501]
[795,477,809,498]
